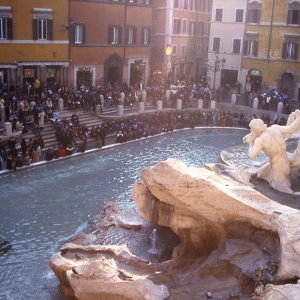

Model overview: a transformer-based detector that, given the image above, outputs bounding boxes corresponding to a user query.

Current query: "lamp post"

[208,52,226,96]
[165,44,172,84]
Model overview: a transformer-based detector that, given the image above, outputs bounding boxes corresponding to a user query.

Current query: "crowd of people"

[0,78,291,171]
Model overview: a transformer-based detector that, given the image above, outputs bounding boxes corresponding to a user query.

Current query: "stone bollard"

[198,99,203,109]
[142,90,147,102]
[277,102,283,114]
[156,100,162,111]
[211,100,216,110]
[176,99,182,110]
[96,104,101,116]
[58,97,64,112]
[231,93,237,105]
[118,105,124,116]
[39,111,45,129]
[253,97,259,109]
[166,90,170,102]
[139,101,145,113]
[0,105,5,125]
[3,122,12,136]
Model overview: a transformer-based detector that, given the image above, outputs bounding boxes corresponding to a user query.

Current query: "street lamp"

[207,52,226,95]
[165,44,172,82]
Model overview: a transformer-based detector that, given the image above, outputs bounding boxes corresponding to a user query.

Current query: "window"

[215,9,223,21]
[236,9,243,22]
[173,19,181,34]
[190,21,195,35]
[0,17,12,39]
[287,9,300,25]
[198,22,204,35]
[247,3,261,23]
[233,39,241,53]
[181,45,186,55]
[142,27,150,45]
[126,26,136,45]
[144,0,151,4]
[184,0,189,9]
[282,42,298,60]
[33,19,53,40]
[71,24,85,44]
[174,0,179,8]
[199,0,205,12]
[213,37,220,52]
[172,45,177,55]
[32,8,53,41]
[182,19,187,34]
[108,25,122,44]
[243,37,258,57]
[0,7,12,40]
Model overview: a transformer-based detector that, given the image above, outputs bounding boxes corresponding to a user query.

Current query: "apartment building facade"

[69,0,152,90]
[208,0,247,93]
[242,0,300,102]
[152,0,211,84]
[0,0,69,91]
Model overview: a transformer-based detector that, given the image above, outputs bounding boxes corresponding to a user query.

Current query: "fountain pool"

[0,128,248,300]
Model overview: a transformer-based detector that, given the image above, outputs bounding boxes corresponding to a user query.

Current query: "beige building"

[208,0,247,93]
[152,0,211,84]
[242,0,300,104]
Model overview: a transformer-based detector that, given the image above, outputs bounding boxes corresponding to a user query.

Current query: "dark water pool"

[0,128,247,300]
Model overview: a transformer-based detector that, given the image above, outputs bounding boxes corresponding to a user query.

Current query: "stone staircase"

[23,109,103,150]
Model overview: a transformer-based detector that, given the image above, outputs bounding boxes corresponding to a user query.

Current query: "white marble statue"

[243,113,300,194]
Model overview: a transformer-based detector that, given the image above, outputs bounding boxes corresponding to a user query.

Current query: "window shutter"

[70,24,75,43]
[133,27,137,44]
[119,26,122,44]
[48,19,53,40]
[253,40,258,56]
[294,44,298,60]
[82,25,86,44]
[257,10,261,23]
[148,28,151,44]
[243,40,248,55]
[282,43,287,59]
[126,26,129,44]
[7,18,13,40]
[33,19,38,40]
[108,26,112,44]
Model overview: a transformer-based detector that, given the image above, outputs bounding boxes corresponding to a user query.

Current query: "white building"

[207,0,247,96]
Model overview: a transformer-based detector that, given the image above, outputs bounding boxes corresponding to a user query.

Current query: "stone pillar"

[211,100,216,110]
[3,122,12,136]
[176,99,182,109]
[156,100,162,111]
[96,104,101,116]
[118,105,124,116]
[198,99,203,109]
[231,93,237,105]
[253,97,259,109]
[277,102,283,114]
[139,101,145,113]
[58,97,64,112]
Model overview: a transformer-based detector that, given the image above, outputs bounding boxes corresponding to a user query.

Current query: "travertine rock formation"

[49,243,169,300]
[49,158,300,299]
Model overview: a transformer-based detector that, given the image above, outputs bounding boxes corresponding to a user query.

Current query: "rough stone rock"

[49,243,169,300]
[262,280,300,299]
[132,158,300,281]
[115,213,148,230]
